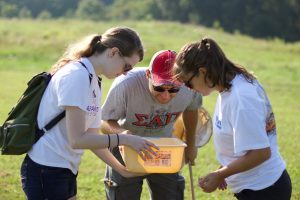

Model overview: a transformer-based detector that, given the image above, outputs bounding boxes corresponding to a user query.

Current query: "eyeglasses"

[118,52,133,73]
[184,71,199,89]
[152,85,180,93]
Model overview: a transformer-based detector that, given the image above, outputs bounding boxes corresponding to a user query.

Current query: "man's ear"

[146,69,151,79]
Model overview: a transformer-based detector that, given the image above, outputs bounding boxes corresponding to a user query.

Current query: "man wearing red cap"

[101,50,202,200]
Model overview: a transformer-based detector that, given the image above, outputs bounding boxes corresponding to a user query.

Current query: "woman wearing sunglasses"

[173,38,292,200]
[20,27,159,200]
[101,50,202,200]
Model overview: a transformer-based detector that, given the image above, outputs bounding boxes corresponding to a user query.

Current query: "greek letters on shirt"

[132,112,180,129]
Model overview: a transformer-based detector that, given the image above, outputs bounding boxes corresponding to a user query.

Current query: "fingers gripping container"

[121,137,187,173]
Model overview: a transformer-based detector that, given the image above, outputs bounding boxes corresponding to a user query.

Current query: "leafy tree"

[37,10,52,19]
[107,0,159,20]
[0,0,79,18]
[154,0,190,22]
[46,0,79,18]
[0,3,18,18]
[76,0,106,21]
[18,7,32,18]
[0,0,299,41]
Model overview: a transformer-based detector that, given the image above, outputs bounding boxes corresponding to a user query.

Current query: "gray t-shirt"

[102,67,202,137]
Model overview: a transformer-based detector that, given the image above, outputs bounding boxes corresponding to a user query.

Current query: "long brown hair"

[51,27,144,74]
[174,37,255,91]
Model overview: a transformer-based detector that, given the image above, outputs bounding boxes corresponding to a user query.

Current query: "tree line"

[1,0,299,42]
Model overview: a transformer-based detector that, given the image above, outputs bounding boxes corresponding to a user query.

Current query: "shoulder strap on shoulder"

[78,61,102,89]
[37,60,102,139]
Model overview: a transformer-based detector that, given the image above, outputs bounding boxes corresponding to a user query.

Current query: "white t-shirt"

[102,67,202,137]
[213,74,285,193]
[28,57,102,174]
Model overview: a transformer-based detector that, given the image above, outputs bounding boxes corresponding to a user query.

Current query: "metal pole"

[189,162,195,200]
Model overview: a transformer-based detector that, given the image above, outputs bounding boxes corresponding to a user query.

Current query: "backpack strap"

[36,111,66,139]
[78,61,102,89]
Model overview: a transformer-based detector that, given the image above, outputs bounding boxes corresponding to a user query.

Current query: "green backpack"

[0,72,65,155]
[0,61,95,155]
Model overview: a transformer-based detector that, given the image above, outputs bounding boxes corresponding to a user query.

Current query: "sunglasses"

[118,52,133,73]
[152,85,180,93]
[184,71,199,89]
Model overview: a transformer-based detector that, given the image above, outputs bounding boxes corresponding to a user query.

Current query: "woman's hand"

[120,131,159,160]
[198,171,225,193]
[117,165,147,178]
[216,166,227,190]
[218,179,227,190]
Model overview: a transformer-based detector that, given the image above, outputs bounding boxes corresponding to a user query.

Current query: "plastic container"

[121,137,187,173]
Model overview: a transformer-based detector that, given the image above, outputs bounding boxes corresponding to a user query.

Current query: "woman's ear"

[109,47,119,57]
[199,67,207,75]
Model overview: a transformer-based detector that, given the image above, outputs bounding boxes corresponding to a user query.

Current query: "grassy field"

[0,19,299,200]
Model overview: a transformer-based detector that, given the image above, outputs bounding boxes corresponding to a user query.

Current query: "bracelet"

[116,134,119,147]
[107,134,111,149]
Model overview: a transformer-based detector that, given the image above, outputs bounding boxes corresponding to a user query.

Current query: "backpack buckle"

[3,126,8,135]
[1,126,9,151]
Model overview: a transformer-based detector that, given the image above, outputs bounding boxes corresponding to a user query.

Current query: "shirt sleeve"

[186,92,202,110]
[101,82,126,121]
[231,100,270,154]
[56,70,90,111]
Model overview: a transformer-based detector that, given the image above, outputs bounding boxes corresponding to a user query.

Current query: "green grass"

[0,19,300,200]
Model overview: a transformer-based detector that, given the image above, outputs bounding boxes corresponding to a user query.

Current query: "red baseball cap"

[149,50,182,87]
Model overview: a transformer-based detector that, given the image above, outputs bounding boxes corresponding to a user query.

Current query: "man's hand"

[185,145,198,165]
[182,109,198,165]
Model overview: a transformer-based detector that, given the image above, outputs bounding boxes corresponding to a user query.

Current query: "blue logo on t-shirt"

[215,116,222,129]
